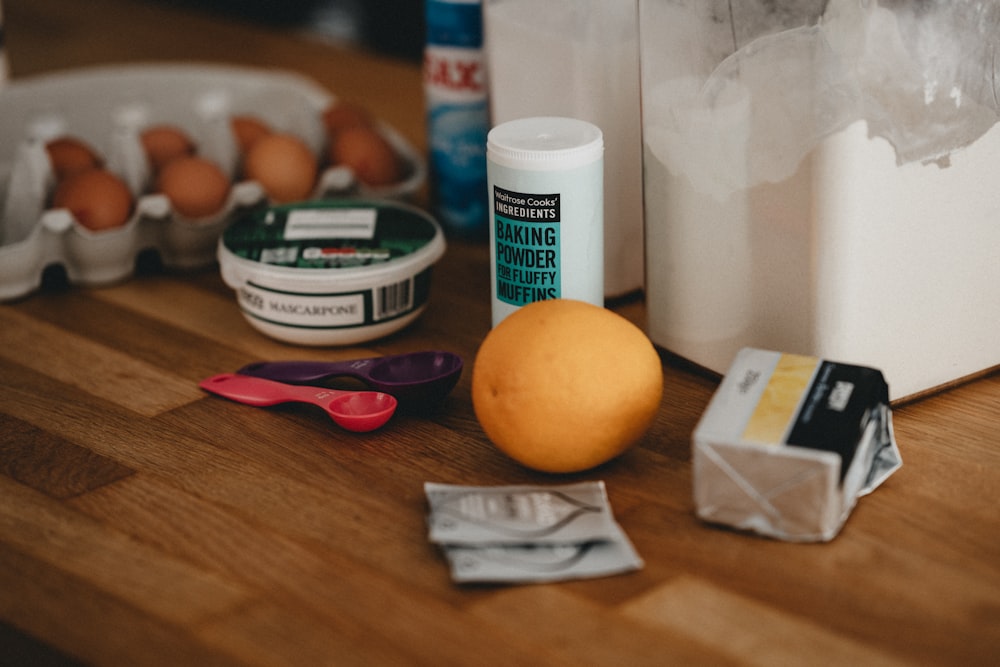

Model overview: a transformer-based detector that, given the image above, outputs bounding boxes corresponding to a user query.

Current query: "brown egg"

[243,132,318,203]
[231,114,272,154]
[141,124,196,172]
[156,156,231,219]
[52,169,133,231]
[322,100,373,137]
[45,136,103,180]
[329,124,402,187]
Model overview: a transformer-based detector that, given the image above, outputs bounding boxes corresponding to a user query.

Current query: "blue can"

[424,0,489,239]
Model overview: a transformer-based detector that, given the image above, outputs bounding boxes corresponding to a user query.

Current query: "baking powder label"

[492,186,560,307]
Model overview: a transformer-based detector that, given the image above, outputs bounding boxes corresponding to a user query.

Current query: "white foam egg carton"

[0,63,426,301]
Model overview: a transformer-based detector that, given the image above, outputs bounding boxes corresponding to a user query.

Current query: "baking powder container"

[218,200,446,346]
[486,117,603,326]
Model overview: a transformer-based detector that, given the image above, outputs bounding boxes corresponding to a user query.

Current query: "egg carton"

[0,63,426,301]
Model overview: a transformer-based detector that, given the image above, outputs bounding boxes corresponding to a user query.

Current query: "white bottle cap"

[487,117,603,171]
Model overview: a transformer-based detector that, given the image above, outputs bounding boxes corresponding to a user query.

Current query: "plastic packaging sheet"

[484,0,645,298]
[425,481,643,584]
[640,0,1000,197]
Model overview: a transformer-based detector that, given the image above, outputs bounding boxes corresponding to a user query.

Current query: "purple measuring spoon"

[236,350,463,411]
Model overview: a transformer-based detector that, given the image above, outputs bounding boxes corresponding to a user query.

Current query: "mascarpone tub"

[219,200,446,345]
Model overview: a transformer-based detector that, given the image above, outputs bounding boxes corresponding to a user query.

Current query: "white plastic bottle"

[483,0,643,298]
[487,117,604,326]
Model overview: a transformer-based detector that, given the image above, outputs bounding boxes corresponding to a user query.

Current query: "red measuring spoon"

[198,373,397,432]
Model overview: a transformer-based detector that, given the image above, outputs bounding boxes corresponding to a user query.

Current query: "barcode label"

[376,279,414,320]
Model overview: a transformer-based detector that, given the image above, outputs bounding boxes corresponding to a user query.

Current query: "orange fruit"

[472,299,663,473]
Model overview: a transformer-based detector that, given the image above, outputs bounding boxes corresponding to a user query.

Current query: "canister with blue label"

[424,0,489,239]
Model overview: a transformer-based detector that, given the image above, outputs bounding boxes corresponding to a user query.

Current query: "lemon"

[472,299,663,473]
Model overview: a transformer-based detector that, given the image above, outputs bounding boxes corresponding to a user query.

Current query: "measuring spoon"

[199,373,397,432]
[236,350,463,410]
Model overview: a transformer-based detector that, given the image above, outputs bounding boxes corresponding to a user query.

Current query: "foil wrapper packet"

[424,481,643,584]
[693,347,902,542]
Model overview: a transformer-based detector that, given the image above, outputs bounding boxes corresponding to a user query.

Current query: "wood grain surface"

[2,1,999,665]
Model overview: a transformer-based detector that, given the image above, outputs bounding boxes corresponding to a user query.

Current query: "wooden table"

[2,1,998,664]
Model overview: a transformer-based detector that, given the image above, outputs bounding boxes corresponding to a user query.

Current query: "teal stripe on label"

[494,212,560,307]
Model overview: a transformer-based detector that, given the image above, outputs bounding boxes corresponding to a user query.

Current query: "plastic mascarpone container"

[218,200,446,345]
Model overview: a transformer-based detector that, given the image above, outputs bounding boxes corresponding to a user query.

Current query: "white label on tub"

[239,284,366,328]
[260,246,300,264]
[285,208,378,241]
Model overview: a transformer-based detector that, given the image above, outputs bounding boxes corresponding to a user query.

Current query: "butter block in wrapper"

[693,348,902,542]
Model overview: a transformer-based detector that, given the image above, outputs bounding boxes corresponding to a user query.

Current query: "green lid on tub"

[223,200,440,270]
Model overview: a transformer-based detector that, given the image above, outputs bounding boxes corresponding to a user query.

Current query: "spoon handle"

[237,360,374,384]
[199,373,347,408]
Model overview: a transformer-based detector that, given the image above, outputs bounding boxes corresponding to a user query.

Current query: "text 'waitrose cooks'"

[493,186,561,306]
